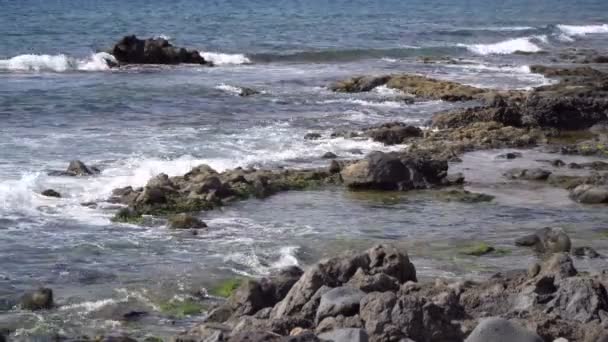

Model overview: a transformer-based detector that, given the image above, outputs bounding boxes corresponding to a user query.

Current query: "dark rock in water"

[496,152,522,160]
[436,189,494,203]
[48,160,99,177]
[537,159,566,167]
[68,160,99,176]
[572,246,600,258]
[515,227,571,254]
[570,161,608,170]
[503,168,551,181]
[111,207,143,224]
[122,310,148,321]
[330,75,391,93]
[317,328,368,342]
[315,286,365,323]
[365,122,423,145]
[304,133,322,140]
[20,288,53,311]
[322,152,338,159]
[168,213,207,229]
[570,184,608,204]
[111,35,208,65]
[239,87,260,97]
[529,65,606,78]
[41,189,61,198]
[340,151,448,191]
[465,317,542,342]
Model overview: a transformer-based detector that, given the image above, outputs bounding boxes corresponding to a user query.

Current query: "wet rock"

[515,227,571,254]
[68,160,100,176]
[182,322,232,342]
[111,35,208,65]
[20,287,53,311]
[572,246,600,258]
[458,242,495,256]
[315,286,365,323]
[304,133,322,140]
[317,328,368,342]
[465,317,542,342]
[41,189,61,198]
[168,213,207,229]
[529,65,606,78]
[570,184,608,204]
[538,253,578,280]
[330,75,391,93]
[496,152,523,160]
[97,336,138,342]
[365,122,423,145]
[111,207,143,224]
[504,168,552,181]
[322,152,337,159]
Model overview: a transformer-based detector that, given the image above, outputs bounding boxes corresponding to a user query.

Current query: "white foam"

[381,57,398,63]
[448,63,532,74]
[319,98,407,108]
[271,246,300,269]
[372,85,404,97]
[460,36,545,55]
[557,24,608,37]
[200,51,251,65]
[0,52,116,72]
[59,298,116,313]
[215,83,244,95]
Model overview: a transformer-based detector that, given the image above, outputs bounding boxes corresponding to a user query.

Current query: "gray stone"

[515,227,571,254]
[315,286,365,323]
[572,246,600,258]
[465,317,542,342]
[41,189,61,198]
[318,328,369,342]
[570,184,608,204]
[548,277,608,323]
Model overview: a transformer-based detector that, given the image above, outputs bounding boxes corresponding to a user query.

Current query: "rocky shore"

[172,243,608,342]
[15,58,608,341]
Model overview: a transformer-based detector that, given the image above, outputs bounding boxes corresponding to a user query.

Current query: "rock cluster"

[178,244,608,342]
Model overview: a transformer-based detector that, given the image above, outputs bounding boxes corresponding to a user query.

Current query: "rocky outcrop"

[184,244,608,342]
[168,213,207,229]
[364,122,423,145]
[111,35,208,65]
[330,74,487,101]
[515,227,572,254]
[48,160,100,177]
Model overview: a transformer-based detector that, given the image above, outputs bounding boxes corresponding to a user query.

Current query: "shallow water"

[2,0,608,339]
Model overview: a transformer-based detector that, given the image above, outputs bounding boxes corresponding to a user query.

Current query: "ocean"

[1,0,608,339]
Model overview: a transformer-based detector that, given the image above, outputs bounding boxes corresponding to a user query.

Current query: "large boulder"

[465,317,542,342]
[270,245,415,320]
[111,35,208,65]
[547,277,608,323]
[340,151,448,190]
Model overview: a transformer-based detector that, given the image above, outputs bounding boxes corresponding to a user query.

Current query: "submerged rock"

[20,288,53,311]
[168,213,207,229]
[570,184,608,204]
[503,168,552,181]
[304,133,322,140]
[496,152,522,160]
[365,122,423,145]
[111,35,208,65]
[572,246,600,258]
[322,152,338,159]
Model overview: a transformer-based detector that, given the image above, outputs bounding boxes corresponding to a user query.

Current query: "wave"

[248,46,459,64]
[215,83,244,95]
[459,36,546,55]
[0,52,116,72]
[200,51,251,65]
[557,23,608,37]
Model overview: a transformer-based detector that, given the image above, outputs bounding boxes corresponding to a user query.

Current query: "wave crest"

[459,36,545,55]
[557,24,608,37]
[0,52,116,72]
[200,51,251,65]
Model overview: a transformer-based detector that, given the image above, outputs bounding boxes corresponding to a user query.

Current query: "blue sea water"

[1,0,608,339]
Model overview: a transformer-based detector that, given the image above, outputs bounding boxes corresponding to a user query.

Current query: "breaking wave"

[0,52,116,72]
